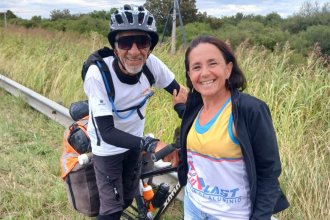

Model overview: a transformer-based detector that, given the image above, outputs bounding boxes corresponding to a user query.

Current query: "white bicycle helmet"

[108,4,159,50]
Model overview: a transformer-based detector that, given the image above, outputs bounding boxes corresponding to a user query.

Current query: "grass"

[0,26,329,219]
[0,89,91,219]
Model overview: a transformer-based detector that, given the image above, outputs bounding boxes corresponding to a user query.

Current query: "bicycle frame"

[123,164,183,220]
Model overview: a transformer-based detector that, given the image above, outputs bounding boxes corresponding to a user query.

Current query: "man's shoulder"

[145,53,173,76]
[103,56,114,67]
[146,53,163,65]
[85,64,103,82]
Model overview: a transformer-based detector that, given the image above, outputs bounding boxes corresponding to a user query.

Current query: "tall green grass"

[0,27,329,219]
[0,89,90,219]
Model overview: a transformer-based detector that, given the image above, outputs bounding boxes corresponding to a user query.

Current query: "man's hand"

[155,142,179,167]
[141,136,159,153]
[173,85,188,105]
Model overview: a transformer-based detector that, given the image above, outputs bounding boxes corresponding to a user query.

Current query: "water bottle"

[151,183,170,208]
[143,183,156,211]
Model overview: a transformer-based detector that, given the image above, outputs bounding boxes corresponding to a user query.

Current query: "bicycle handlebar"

[77,142,178,165]
[151,143,177,162]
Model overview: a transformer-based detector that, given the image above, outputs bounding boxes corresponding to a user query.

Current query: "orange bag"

[60,116,90,179]
[60,116,99,217]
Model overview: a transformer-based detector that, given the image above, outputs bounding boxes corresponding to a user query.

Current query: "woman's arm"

[249,102,282,219]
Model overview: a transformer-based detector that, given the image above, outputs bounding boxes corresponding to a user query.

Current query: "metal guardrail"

[0,74,74,127]
[0,73,183,200]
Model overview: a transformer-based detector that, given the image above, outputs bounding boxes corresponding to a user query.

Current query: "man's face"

[114,31,151,75]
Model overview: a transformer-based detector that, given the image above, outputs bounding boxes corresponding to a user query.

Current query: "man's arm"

[164,79,180,94]
[95,115,158,152]
[163,79,187,118]
[95,115,141,150]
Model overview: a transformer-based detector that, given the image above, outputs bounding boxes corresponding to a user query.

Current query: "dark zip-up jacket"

[178,88,289,220]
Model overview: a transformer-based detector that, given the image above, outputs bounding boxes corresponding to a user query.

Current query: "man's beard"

[124,63,143,75]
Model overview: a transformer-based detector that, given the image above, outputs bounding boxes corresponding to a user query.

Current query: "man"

[83,4,186,220]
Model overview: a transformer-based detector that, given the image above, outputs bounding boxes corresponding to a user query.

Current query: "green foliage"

[177,22,214,45]
[0,10,17,19]
[213,23,250,48]
[284,1,330,33]
[178,0,198,24]
[220,13,246,26]
[264,12,283,26]
[236,20,265,34]
[31,15,42,22]
[210,20,288,50]
[291,25,330,55]
[89,9,113,20]
[50,9,74,21]
[65,15,109,36]
[303,25,330,55]
[257,27,290,50]
[195,12,224,29]
[6,10,17,19]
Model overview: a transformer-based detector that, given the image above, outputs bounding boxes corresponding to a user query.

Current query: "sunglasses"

[116,35,151,50]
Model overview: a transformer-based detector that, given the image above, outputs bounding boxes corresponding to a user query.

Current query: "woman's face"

[188,43,233,98]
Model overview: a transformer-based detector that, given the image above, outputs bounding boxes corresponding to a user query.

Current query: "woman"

[177,36,289,219]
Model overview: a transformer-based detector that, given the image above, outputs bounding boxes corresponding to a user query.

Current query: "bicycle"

[121,143,183,220]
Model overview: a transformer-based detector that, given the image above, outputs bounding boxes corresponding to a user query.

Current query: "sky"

[0,0,329,20]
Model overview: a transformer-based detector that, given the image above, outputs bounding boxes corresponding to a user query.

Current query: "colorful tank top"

[186,98,251,219]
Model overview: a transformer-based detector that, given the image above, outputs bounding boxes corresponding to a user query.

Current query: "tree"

[144,0,170,27]
[6,10,17,19]
[0,10,17,20]
[179,0,198,24]
[299,1,321,16]
[144,0,198,31]
[235,12,244,21]
[284,1,330,33]
[196,11,208,22]
[264,12,282,27]
[89,9,115,20]
[50,9,72,20]
[31,15,42,22]
[298,25,330,55]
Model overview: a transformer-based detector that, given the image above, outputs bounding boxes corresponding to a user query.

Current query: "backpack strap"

[96,60,115,102]
[82,47,116,101]
[90,112,101,146]
[142,64,155,87]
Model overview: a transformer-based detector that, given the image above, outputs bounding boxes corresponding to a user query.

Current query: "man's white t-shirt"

[84,54,175,156]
